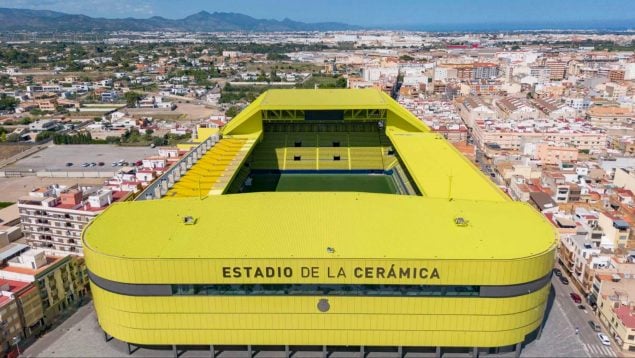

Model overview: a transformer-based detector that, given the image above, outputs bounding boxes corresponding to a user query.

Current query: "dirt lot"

[125,102,219,121]
[0,176,104,202]
[0,145,34,161]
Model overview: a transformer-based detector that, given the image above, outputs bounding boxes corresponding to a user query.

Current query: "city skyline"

[0,0,634,29]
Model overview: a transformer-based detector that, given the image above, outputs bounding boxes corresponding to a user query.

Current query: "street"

[552,265,618,357]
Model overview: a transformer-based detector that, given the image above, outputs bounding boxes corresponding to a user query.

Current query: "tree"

[6,133,20,142]
[124,91,143,107]
[36,131,54,142]
[335,77,347,88]
[226,106,241,118]
[152,137,166,147]
[0,95,18,111]
[270,69,281,82]
[399,54,415,62]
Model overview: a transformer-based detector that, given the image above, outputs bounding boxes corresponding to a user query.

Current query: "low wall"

[36,171,116,178]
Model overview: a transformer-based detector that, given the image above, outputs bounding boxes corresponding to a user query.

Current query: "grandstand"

[248,121,390,171]
[226,115,415,194]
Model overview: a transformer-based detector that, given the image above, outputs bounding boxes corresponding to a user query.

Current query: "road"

[552,264,618,357]
[22,302,95,357]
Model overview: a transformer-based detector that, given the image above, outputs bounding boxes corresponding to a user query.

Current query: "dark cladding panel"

[305,110,344,121]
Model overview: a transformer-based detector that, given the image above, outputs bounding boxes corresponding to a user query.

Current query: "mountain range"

[0,8,358,32]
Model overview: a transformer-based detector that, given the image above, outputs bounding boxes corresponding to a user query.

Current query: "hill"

[0,8,358,32]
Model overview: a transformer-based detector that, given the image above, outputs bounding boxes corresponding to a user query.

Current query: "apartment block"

[18,185,129,256]
[598,211,631,251]
[614,168,635,192]
[587,107,634,127]
[0,250,88,324]
[595,275,635,351]
[0,278,44,355]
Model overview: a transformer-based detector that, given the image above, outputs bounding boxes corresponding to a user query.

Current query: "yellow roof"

[84,89,554,264]
[388,131,507,202]
[84,192,555,261]
[258,88,389,110]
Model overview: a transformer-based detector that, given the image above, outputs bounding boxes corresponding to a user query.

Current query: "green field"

[243,173,397,194]
[0,202,14,209]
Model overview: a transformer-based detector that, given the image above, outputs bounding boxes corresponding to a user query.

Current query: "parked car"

[98,162,105,166]
[553,268,562,277]
[65,162,73,167]
[589,321,601,332]
[559,276,569,285]
[81,162,89,167]
[90,162,97,167]
[577,304,586,310]
[597,333,611,346]
[135,160,143,166]
[570,292,582,304]
[111,162,118,167]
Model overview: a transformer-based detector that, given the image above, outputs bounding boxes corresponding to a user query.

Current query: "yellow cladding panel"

[388,131,508,202]
[85,251,555,287]
[92,284,549,347]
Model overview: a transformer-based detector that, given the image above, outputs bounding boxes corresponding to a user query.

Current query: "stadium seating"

[249,122,397,171]
[165,138,252,198]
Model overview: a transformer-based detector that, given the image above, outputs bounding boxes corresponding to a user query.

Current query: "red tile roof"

[614,304,635,328]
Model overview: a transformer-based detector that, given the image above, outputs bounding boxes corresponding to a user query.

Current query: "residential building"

[609,70,625,82]
[0,250,88,324]
[615,168,635,193]
[587,107,634,127]
[18,185,130,256]
[535,144,579,165]
[598,212,630,251]
[545,60,567,80]
[596,275,635,351]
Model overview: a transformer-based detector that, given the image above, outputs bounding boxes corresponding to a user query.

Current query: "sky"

[1,0,634,28]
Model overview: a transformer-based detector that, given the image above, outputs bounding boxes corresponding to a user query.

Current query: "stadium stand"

[250,121,393,171]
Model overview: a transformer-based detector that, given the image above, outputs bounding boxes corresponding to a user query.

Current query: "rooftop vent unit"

[454,217,469,227]
[182,216,197,225]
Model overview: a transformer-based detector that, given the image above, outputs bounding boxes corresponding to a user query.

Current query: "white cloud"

[0,0,155,17]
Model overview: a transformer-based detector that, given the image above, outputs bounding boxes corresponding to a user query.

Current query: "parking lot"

[2,144,159,172]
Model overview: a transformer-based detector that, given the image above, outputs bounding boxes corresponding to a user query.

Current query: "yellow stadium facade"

[83,89,557,357]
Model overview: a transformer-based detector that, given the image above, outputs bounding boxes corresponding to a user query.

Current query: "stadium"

[83,89,557,357]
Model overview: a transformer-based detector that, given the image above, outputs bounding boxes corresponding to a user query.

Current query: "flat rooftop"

[258,89,390,110]
[84,192,555,261]
[388,131,506,202]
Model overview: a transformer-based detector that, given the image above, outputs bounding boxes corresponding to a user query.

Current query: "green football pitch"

[242,173,397,194]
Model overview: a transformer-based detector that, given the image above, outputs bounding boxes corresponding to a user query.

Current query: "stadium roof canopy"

[84,89,556,270]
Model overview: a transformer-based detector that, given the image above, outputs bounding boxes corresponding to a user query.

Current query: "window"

[294,141,302,147]
[628,335,635,341]
[170,284,480,297]
[332,141,340,147]
[293,155,301,161]
[333,155,341,161]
